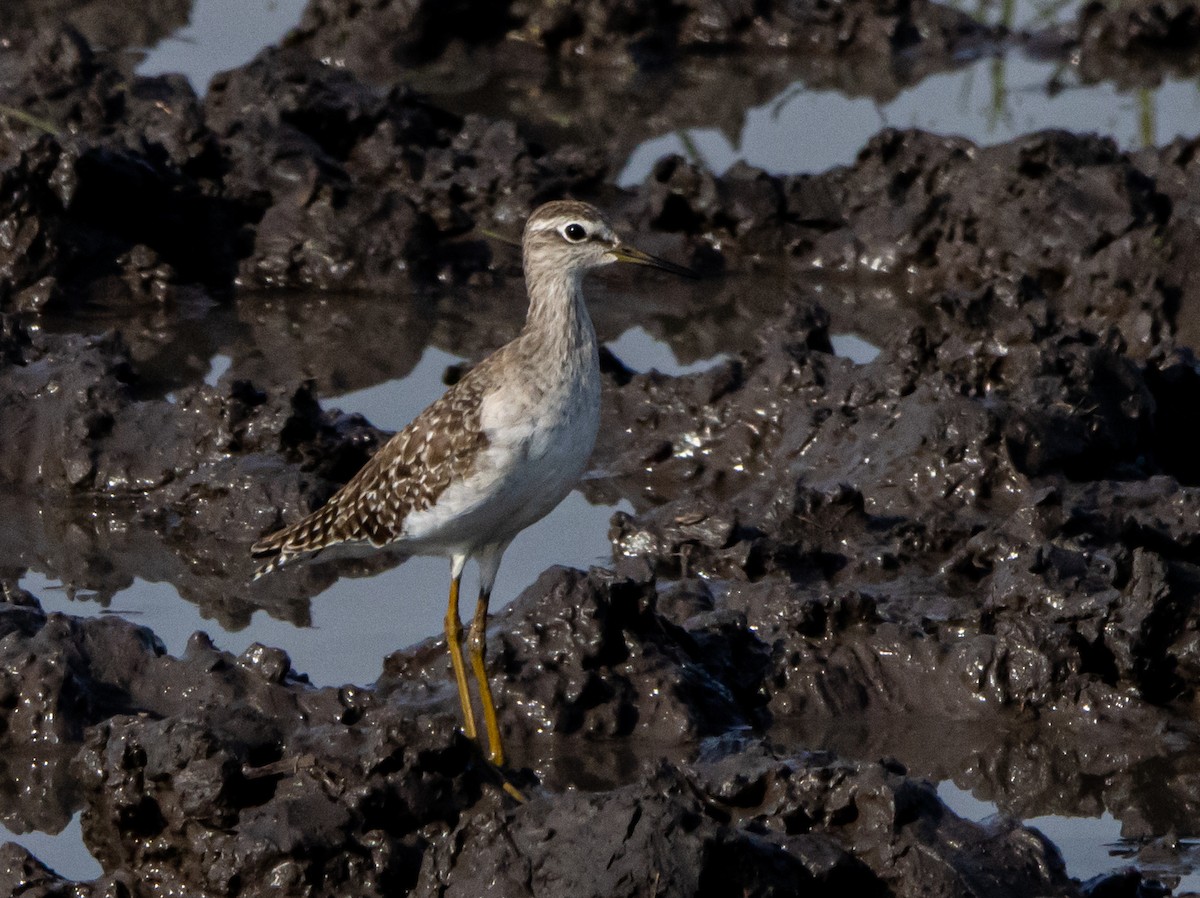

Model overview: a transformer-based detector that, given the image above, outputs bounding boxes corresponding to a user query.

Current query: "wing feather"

[251,362,493,577]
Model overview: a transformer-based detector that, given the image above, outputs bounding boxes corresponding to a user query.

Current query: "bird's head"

[522,200,696,279]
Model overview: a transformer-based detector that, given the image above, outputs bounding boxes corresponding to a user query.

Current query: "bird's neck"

[521,266,594,355]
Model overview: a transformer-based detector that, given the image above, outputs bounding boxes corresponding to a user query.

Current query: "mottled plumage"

[251,200,693,794]
[251,368,489,573]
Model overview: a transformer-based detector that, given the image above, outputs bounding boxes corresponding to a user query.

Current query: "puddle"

[25,490,625,687]
[1116,843,1200,894]
[967,0,1082,29]
[22,338,629,687]
[618,53,1200,185]
[0,813,101,882]
[936,781,1003,823]
[203,352,233,387]
[326,345,466,432]
[6,0,1200,890]
[938,782,1128,881]
[136,0,308,92]
[829,333,882,365]
[1026,811,1133,882]
[606,326,729,376]
[939,782,1200,888]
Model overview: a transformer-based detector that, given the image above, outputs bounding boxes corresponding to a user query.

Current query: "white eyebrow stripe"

[530,218,584,233]
[527,216,616,244]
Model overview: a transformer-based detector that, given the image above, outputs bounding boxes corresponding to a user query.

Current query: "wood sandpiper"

[251,200,695,795]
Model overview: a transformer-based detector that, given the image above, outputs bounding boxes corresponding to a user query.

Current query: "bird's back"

[251,359,494,574]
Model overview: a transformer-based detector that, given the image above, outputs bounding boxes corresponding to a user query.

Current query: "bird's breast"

[395,318,600,553]
[481,346,600,471]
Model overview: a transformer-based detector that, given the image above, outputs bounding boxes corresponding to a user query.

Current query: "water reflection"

[24,490,625,687]
[136,0,308,92]
[782,714,1200,889]
[619,53,1200,185]
[942,779,1200,891]
[1,1,1196,888]
[0,813,101,882]
[939,783,1135,883]
[606,326,729,377]
[829,333,882,365]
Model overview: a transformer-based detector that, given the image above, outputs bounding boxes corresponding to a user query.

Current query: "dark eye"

[563,223,587,242]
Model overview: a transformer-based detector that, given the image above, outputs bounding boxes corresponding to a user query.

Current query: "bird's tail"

[250,502,342,579]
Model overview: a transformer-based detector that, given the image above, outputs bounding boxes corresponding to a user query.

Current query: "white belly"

[397,343,601,557]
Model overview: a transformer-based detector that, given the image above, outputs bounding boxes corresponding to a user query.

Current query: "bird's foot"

[482,757,528,803]
[500,779,527,803]
[466,741,529,802]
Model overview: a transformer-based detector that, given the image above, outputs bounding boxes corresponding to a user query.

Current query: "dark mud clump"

[0,29,605,305]
[0,579,1087,898]
[204,47,606,290]
[602,131,1200,726]
[0,30,234,311]
[1075,0,1200,85]
[0,2,1199,897]
[0,0,191,59]
[0,312,390,626]
[289,0,998,79]
[282,0,1001,173]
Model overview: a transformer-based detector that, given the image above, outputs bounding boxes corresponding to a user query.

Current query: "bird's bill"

[609,244,698,278]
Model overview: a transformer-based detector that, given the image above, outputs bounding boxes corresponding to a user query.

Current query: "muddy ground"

[1,0,1199,895]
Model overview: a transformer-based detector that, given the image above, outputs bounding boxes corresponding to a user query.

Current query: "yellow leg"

[444,574,476,740]
[468,590,505,768]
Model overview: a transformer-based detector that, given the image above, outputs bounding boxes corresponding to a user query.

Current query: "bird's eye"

[562,223,587,242]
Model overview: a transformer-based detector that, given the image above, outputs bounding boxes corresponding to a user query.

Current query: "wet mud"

[1074,0,1200,85]
[1,0,1199,895]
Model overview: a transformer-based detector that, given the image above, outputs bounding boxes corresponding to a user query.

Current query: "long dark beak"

[609,244,698,278]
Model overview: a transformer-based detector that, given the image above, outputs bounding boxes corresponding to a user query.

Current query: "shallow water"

[4,0,1198,890]
[829,333,883,365]
[940,782,1200,892]
[619,52,1198,185]
[606,326,731,376]
[20,335,639,687]
[136,0,308,91]
[25,490,625,687]
[0,814,102,882]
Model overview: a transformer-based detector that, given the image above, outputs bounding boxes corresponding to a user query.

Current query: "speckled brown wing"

[251,364,492,577]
